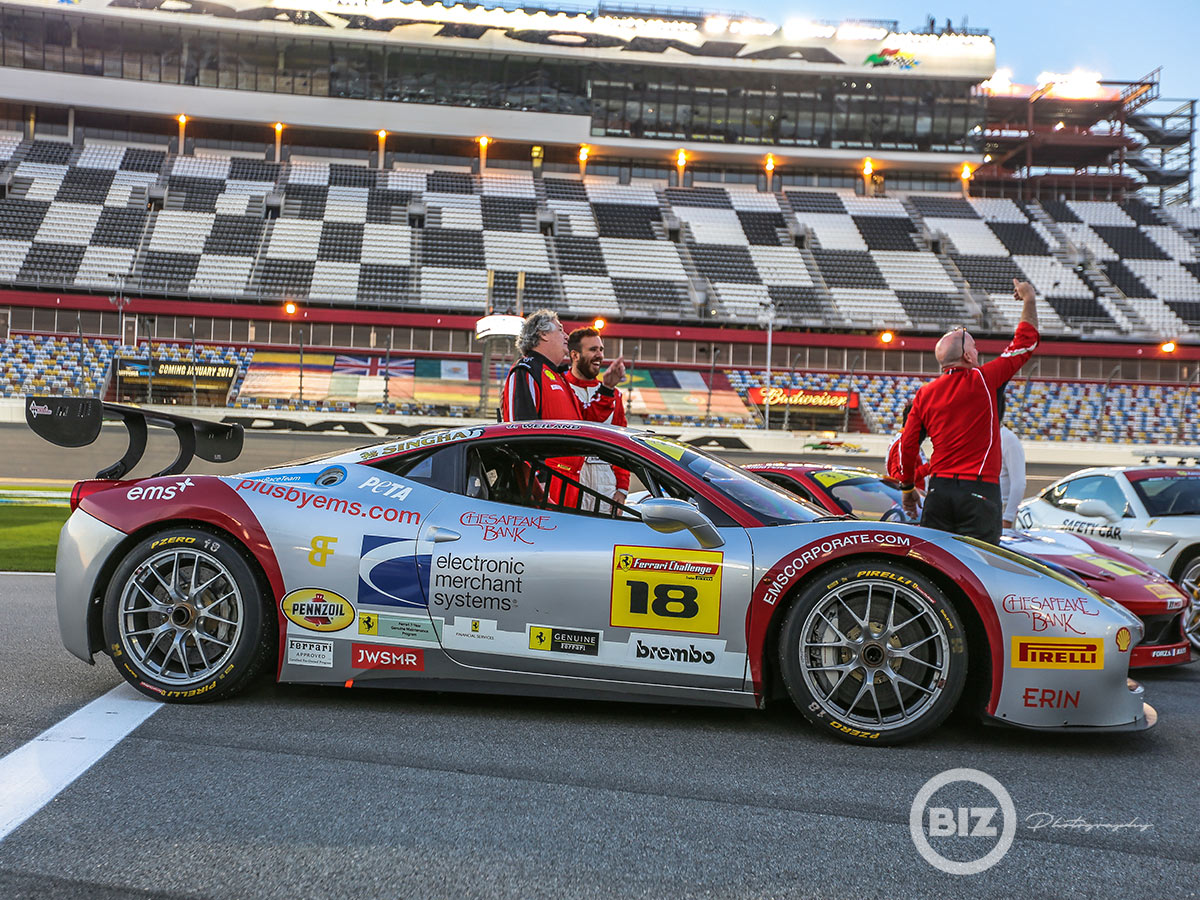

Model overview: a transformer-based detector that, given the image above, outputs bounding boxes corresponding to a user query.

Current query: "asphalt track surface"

[0,575,1198,900]
[2,424,1196,899]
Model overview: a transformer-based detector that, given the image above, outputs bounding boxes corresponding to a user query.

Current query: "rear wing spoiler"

[25,396,244,480]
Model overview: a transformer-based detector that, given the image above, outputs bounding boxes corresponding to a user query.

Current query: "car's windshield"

[812,470,912,521]
[637,437,822,525]
[1130,474,1200,517]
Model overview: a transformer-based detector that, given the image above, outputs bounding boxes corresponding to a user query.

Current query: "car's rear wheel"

[102,528,274,702]
[1176,553,1200,652]
[778,559,967,745]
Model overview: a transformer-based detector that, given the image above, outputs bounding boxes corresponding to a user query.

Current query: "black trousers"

[920,477,1002,544]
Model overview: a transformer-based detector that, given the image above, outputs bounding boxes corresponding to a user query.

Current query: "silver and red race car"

[34,397,1155,745]
[745,462,1193,670]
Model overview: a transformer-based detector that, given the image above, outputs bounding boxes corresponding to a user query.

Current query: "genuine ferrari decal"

[282,589,355,633]
[1010,636,1104,670]
[286,637,334,668]
[610,546,723,635]
[358,536,427,609]
[529,625,600,656]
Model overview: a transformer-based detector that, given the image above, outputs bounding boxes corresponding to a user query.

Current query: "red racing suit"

[886,433,928,492]
[501,351,616,505]
[899,321,1039,486]
[564,369,630,509]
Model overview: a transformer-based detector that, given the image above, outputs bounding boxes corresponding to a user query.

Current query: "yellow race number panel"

[610,546,723,635]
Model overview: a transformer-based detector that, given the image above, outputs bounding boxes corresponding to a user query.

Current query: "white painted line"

[0,571,55,576]
[0,683,162,842]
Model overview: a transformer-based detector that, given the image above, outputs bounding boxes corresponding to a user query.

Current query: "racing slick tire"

[102,527,274,702]
[777,558,967,745]
[1176,551,1200,652]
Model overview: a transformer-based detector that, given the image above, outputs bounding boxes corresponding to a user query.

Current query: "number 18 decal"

[610,545,723,634]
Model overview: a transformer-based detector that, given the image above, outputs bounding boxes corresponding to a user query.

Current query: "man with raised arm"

[898,279,1039,543]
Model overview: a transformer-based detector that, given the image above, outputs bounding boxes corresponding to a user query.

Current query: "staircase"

[1027,199,1150,333]
[902,195,985,327]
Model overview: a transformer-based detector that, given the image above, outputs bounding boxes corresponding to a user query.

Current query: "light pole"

[144,316,155,403]
[759,299,776,430]
[1178,367,1200,444]
[75,312,83,396]
[783,351,804,432]
[383,329,392,410]
[107,272,130,401]
[843,352,861,434]
[703,344,720,421]
[189,321,197,407]
[1093,363,1122,442]
[298,325,305,405]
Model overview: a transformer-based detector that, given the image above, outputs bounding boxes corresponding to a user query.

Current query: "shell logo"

[1115,627,1131,653]
[281,588,355,632]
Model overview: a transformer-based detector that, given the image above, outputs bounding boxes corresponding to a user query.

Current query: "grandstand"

[0,1,1197,441]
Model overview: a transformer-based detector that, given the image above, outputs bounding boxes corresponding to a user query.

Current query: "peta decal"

[760,533,912,605]
[281,588,355,633]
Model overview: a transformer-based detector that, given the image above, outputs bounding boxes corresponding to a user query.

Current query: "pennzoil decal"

[281,588,355,632]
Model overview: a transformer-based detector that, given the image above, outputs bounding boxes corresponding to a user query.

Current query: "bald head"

[935,328,978,368]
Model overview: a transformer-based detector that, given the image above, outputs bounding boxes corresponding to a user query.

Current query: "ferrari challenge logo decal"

[610,546,723,635]
[281,588,355,633]
[1010,636,1103,670]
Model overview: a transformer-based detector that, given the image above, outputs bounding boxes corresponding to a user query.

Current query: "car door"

[423,434,754,691]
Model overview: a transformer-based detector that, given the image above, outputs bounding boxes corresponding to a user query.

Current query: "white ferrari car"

[1018,465,1200,649]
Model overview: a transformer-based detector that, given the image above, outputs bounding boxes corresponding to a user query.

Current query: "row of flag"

[238,353,754,417]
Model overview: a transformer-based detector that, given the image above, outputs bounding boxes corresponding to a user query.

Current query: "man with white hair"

[500,310,626,508]
[898,279,1039,543]
[501,309,625,423]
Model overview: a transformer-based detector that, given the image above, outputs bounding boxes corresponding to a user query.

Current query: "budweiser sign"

[747,388,859,409]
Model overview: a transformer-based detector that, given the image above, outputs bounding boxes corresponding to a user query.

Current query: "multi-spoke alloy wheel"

[1178,556,1200,652]
[778,559,966,745]
[103,529,273,702]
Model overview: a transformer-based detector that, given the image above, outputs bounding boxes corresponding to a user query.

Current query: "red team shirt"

[564,369,631,494]
[899,321,1039,486]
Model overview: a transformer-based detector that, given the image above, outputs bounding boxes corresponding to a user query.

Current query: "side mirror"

[1075,498,1119,523]
[635,498,725,549]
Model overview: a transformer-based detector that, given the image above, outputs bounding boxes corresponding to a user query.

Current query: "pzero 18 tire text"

[777,558,967,746]
[102,528,274,702]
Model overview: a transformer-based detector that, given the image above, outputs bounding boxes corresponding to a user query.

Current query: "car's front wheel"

[778,559,967,745]
[102,528,274,702]
[1176,553,1200,652]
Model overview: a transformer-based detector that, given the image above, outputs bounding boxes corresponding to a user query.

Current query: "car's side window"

[368,445,461,491]
[1047,475,1128,516]
[459,437,731,524]
[759,473,816,504]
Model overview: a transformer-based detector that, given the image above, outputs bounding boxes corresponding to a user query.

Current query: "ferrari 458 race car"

[745,463,1193,670]
[1018,465,1200,651]
[32,397,1155,745]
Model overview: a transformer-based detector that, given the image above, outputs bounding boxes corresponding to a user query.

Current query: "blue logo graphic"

[358,535,430,608]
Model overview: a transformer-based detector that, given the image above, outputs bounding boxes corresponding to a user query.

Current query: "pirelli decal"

[1010,636,1104,670]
